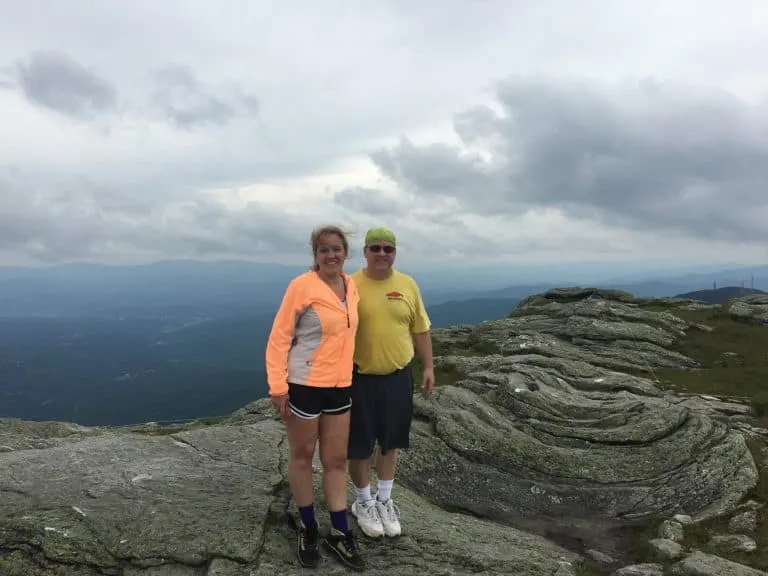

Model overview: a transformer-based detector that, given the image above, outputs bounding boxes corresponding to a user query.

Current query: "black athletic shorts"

[287,383,352,419]
[347,365,414,459]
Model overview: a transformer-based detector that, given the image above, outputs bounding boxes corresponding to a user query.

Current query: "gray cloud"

[3,51,260,132]
[151,63,260,129]
[2,1,768,267]
[395,220,497,259]
[0,67,13,89]
[333,186,407,217]
[369,77,768,243]
[0,169,308,263]
[11,51,116,118]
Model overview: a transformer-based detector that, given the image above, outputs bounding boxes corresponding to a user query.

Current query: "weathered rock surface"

[0,415,578,576]
[710,533,757,553]
[411,290,757,538]
[0,286,763,575]
[613,563,663,576]
[726,294,768,325]
[672,550,768,575]
[659,520,685,542]
[0,420,286,575]
[647,538,682,560]
[730,510,759,533]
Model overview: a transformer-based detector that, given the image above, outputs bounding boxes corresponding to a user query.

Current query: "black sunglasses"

[367,244,395,254]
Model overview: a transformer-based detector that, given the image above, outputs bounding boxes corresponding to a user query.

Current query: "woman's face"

[315,233,347,276]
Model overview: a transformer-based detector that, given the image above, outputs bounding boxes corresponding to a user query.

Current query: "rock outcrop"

[726,294,768,325]
[0,287,764,575]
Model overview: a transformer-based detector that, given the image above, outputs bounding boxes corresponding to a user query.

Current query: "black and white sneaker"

[323,528,366,571]
[297,521,320,568]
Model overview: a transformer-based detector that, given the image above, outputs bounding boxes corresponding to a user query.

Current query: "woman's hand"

[271,394,291,418]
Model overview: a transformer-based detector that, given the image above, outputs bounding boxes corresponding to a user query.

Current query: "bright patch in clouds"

[1,0,767,268]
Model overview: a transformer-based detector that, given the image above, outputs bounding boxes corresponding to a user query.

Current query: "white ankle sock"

[377,479,393,502]
[355,484,373,505]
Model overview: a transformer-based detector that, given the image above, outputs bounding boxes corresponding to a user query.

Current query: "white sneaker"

[375,498,402,537]
[350,499,384,538]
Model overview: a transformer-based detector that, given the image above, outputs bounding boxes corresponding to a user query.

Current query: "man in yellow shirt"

[348,227,434,539]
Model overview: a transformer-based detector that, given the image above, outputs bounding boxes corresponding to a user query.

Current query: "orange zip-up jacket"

[265,270,360,397]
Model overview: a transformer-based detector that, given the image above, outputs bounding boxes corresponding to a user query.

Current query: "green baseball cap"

[364,227,396,246]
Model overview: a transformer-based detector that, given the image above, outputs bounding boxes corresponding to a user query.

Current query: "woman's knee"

[287,420,319,465]
[320,443,348,471]
[289,439,316,465]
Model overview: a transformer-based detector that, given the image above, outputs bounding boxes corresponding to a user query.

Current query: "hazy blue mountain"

[427,297,521,328]
[2,259,767,426]
[421,283,555,305]
[0,294,518,426]
[610,266,768,296]
[674,286,767,304]
[0,314,271,426]
[426,266,768,304]
[0,260,306,317]
[2,260,767,317]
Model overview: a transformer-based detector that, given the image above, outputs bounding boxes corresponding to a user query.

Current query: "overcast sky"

[1,0,767,269]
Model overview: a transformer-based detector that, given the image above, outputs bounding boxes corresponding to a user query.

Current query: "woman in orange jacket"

[265,224,364,571]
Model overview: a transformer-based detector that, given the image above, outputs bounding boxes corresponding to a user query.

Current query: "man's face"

[364,241,396,272]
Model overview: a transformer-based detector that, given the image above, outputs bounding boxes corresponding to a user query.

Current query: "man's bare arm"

[412,331,433,371]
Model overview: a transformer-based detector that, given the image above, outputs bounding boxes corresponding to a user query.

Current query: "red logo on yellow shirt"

[386,291,403,300]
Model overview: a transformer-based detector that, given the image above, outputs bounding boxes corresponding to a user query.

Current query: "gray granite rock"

[648,538,683,560]
[672,550,768,575]
[726,294,768,325]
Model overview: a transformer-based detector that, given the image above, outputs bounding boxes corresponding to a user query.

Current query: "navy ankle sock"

[298,504,315,529]
[330,509,349,534]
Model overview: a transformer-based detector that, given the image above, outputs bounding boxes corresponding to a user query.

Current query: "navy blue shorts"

[287,383,352,419]
[347,366,414,459]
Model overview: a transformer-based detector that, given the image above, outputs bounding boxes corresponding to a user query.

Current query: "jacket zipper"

[336,275,349,387]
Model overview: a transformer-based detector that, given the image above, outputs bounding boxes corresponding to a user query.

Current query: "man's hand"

[271,394,291,418]
[421,367,435,397]
[412,330,435,398]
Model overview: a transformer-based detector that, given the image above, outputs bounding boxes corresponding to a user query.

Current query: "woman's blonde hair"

[310,225,353,271]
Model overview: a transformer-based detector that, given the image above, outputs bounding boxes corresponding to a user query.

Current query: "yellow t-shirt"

[351,268,431,375]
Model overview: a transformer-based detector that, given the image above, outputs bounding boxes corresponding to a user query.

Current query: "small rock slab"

[659,519,685,542]
[730,510,758,533]
[613,563,663,576]
[710,534,757,553]
[673,551,768,575]
[648,538,683,560]
[586,548,616,565]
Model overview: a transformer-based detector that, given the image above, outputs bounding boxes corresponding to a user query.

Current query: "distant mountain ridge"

[428,270,768,305]
[0,260,306,318]
[674,286,767,304]
[2,259,768,427]
[0,314,270,426]
[426,297,521,328]
[1,259,767,317]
